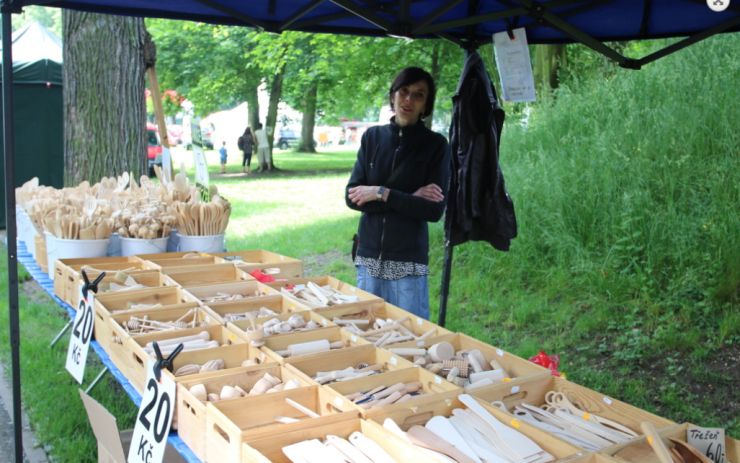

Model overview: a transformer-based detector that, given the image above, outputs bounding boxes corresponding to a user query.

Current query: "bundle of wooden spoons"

[174,194,231,236]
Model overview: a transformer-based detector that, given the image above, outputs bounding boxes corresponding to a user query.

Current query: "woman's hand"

[348,185,381,206]
[413,183,444,202]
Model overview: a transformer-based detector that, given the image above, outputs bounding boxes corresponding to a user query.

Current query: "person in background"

[238,126,255,175]
[219,141,228,173]
[254,122,271,172]
[345,67,450,319]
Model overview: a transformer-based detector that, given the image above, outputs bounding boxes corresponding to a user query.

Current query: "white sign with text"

[65,284,94,384]
[127,361,176,463]
[493,27,536,102]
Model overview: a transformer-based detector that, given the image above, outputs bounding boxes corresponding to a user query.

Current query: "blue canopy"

[14,0,739,68]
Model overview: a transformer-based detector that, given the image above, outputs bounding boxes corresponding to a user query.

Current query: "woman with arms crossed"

[346,67,450,319]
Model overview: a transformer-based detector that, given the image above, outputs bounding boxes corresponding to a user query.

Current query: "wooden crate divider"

[258,325,369,364]
[265,275,381,309]
[471,375,677,452]
[176,364,313,461]
[241,418,432,463]
[283,343,414,386]
[327,366,461,417]
[205,385,358,462]
[212,250,303,279]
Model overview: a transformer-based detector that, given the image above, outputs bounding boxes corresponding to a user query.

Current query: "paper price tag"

[688,425,726,463]
[128,362,176,463]
[65,284,94,384]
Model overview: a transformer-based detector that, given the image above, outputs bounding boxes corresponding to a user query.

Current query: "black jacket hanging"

[445,51,517,251]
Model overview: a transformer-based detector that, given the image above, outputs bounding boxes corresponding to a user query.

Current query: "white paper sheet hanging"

[493,27,536,103]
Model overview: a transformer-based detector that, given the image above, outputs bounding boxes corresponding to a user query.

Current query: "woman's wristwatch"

[376,186,386,201]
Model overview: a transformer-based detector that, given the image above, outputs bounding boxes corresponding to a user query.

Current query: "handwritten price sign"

[65,283,95,383]
[688,425,726,463]
[128,361,175,463]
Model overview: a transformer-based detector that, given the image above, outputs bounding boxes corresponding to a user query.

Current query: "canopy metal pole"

[438,241,453,327]
[1,2,25,462]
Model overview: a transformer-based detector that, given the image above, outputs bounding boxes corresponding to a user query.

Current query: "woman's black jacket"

[345,119,450,265]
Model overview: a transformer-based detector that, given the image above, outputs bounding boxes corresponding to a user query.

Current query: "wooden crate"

[314,298,450,342]
[163,263,252,287]
[67,269,172,309]
[227,308,330,344]
[94,302,208,371]
[284,343,414,385]
[54,255,144,302]
[265,276,381,309]
[212,250,303,279]
[176,364,312,460]
[183,280,277,305]
[387,332,550,392]
[367,394,582,461]
[604,422,740,463]
[35,234,48,273]
[139,253,223,270]
[471,375,676,451]
[241,418,430,463]
[206,294,311,322]
[205,385,359,462]
[125,325,269,393]
[259,326,368,363]
[94,286,200,318]
[327,366,461,417]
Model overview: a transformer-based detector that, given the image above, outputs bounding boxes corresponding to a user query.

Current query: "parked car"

[147,122,162,175]
[277,128,298,149]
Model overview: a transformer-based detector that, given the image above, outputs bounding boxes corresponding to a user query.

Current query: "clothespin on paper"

[151,341,184,381]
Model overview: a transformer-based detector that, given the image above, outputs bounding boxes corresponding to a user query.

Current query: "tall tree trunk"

[63,11,147,185]
[246,83,259,130]
[299,82,317,153]
[265,65,285,170]
[534,44,566,94]
[426,41,441,129]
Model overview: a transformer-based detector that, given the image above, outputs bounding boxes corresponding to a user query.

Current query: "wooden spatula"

[641,422,675,463]
[407,425,479,463]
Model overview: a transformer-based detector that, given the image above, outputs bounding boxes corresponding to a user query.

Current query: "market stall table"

[16,241,201,463]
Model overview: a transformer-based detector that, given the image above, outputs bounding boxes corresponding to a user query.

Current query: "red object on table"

[529,351,561,376]
[249,269,275,283]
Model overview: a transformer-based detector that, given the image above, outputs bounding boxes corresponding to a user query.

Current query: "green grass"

[1,34,738,461]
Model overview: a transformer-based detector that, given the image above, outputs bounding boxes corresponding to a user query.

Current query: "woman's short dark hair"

[388,67,436,119]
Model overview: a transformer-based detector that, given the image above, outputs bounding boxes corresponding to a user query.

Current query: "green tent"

[0,21,63,227]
